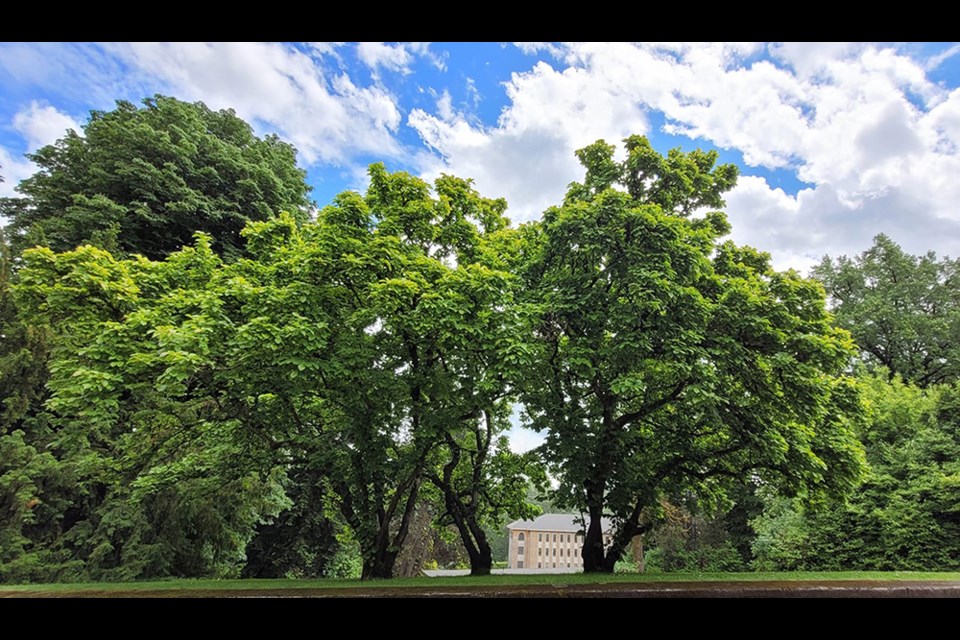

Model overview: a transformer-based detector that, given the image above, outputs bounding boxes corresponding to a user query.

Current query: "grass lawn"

[4,571,960,595]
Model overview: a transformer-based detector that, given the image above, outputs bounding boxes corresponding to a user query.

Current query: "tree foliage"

[5,239,294,582]
[518,135,866,572]
[643,498,747,573]
[1,95,312,260]
[12,109,947,581]
[813,234,960,386]
[7,163,543,580]
[751,372,960,570]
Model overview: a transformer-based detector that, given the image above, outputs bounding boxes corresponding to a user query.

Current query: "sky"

[2,41,960,452]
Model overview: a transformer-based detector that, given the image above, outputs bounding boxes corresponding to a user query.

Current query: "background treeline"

[631,232,960,572]
[0,96,956,582]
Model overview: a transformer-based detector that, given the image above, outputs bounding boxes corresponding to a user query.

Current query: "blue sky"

[3,42,960,452]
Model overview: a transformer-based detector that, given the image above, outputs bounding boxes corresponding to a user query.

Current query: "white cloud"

[768,42,867,77]
[0,43,155,107]
[4,41,960,272]
[409,42,960,270]
[506,425,545,454]
[514,42,565,58]
[306,42,345,59]
[0,102,83,199]
[12,101,82,151]
[0,147,35,198]
[726,174,960,274]
[103,42,404,165]
[465,77,480,108]
[357,42,415,75]
[356,42,443,74]
[925,43,960,70]
[436,89,454,121]
[409,59,649,221]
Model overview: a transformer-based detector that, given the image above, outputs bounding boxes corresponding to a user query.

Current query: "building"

[506,514,614,570]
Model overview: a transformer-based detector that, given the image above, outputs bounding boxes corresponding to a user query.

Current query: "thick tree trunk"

[582,501,609,573]
[601,536,627,572]
[470,545,493,576]
[361,547,398,579]
[445,494,494,576]
[460,534,493,576]
[599,501,651,574]
[584,402,617,573]
[466,525,493,576]
[357,481,420,580]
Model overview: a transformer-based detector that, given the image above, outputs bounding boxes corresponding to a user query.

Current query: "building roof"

[506,513,614,534]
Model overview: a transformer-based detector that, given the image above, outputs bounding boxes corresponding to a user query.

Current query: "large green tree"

[303,167,542,577]
[1,95,312,260]
[6,240,292,582]
[10,164,542,580]
[812,234,960,387]
[518,136,867,572]
[0,97,313,580]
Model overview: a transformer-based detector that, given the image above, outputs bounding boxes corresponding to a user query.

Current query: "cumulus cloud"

[103,42,404,166]
[13,101,82,151]
[409,42,960,269]
[356,42,443,75]
[726,174,960,273]
[0,102,82,198]
[409,59,649,221]
[4,41,959,273]
[0,147,35,198]
[357,42,416,74]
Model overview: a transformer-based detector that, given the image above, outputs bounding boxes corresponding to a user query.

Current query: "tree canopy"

[751,373,960,571]
[1,95,312,260]
[8,162,543,580]
[813,234,960,387]
[517,135,866,572]
[12,103,950,581]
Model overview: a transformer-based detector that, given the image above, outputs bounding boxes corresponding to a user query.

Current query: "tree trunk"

[361,547,398,579]
[601,538,625,572]
[470,545,493,576]
[445,496,494,576]
[632,536,645,573]
[599,504,650,574]
[582,501,609,573]
[466,524,493,576]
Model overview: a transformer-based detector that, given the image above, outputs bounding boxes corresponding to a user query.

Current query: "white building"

[506,514,614,570]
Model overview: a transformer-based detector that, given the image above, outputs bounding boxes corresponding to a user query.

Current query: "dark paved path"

[5,580,960,598]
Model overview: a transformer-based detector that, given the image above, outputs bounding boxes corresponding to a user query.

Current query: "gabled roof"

[506,513,614,534]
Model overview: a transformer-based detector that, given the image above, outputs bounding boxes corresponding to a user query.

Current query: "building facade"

[506,514,614,570]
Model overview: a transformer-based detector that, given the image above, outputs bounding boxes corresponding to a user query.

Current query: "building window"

[553,548,556,556]
[518,561,523,569]
[567,548,571,556]
[518,532,525,542]
[538,548,542,556]
[567,563,571,568]
[538,562,541,568]
[553,534,557,542]
[553,563,556,568]
[518,546,524,555]
[539,533,542,541]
